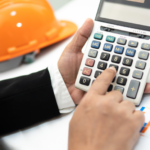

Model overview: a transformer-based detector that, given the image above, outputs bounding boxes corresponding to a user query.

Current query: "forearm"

[0,69,60,135]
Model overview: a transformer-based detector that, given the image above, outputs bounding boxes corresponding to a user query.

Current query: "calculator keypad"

[117,38,127,45]
[141,43,150,50]
[123,58,133,66]
[88,50,98,58]
[94,33,103,40]
[82,68,92,76]
[80,77,91,86]
[91,41,101,49]
[109,64,119,71]
[98,62,107,70]
[128,41,138,48]
[85,59,95,67]
[95,71,102,78]
[117,77,127,86]
[103,43,113,52]
[114,46,124,54]
[76,29,150,106]
[106,36,115,43]
[138,51,149,60]
[111,55,121,64]
[127,80,140,99]
[120,67,130,76]
[100,52,110,61]
[132,70,143,79]
[135,61,146,70]
[114,86,124,94]
[125,48,136,57]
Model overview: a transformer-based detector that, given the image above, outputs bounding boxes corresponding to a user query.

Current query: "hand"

[68,67,144,150]
[58,18,94,104]
[58,18,150,105]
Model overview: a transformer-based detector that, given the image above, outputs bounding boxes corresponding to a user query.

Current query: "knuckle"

[123,101,135,108]
[135,111,145,122]
[118,107,128,116]
[100,99,112,114]
[111,91,123,99]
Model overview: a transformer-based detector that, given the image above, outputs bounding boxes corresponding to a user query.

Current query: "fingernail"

[109,67,116,72]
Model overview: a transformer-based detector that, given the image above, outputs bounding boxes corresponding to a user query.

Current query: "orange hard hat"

[0,0,77,64]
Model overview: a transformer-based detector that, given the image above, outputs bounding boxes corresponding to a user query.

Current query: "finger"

[120,100,135,112]
[106,91,123,103]
[144,83,150,93]
[65,18,94,53]
[90,67,116,95]
[133,111,145,130]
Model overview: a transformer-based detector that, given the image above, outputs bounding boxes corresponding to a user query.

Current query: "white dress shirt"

[48,63,76,113]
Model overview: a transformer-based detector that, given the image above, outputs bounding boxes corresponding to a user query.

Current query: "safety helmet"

[0,0,77,72]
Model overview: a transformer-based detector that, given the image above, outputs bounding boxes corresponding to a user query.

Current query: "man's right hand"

[68,67,144,150]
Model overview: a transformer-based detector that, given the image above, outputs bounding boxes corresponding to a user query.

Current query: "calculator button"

[109,64,119,72]
[128,41,138,48]
[117,77,127,86]
[127,80,140,99]
[85,59,95,67]
[114,86,124,94]
[117,38,127,45]
[111,55,121,64]
[100,52,110,61]
[123,58,133,66]
[94,33,103,40]
[95,71,102,78]
[91,41,101,49]
[114,46,124,54]
[108,84,113,92]
[82,68,92,76]
[141,43,150,51]
[138,51,149,60]
[92,80,95,84]
[135,61,146,70]
[106,36,115,43]
[88,50,98,58]
[132,70,143,79]
[80,77,91,86]
[112,77,116,83]
[125,48,136,57]
[98,62,107,70]
[103,43,113,52]
[120,67,130,76]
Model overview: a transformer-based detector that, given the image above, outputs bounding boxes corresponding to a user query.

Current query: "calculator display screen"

[96,0,150,31]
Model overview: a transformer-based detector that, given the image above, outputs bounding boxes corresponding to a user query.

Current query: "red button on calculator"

[85,59,95,67]
[82,68,92,76]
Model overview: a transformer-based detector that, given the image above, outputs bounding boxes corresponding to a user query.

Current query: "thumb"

[65,18,94,53]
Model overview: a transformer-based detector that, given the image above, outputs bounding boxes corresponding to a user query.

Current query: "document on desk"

[134,94,150,150]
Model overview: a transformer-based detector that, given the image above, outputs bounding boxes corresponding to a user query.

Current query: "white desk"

[1,0,150,149]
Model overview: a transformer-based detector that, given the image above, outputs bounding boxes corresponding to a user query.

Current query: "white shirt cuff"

[48,63,75,114]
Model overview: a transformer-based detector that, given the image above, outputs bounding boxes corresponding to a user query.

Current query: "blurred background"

[48,0,72,10]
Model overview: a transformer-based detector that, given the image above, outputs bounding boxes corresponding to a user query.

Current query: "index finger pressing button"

[90,67,116,95]
[109,64,119,72]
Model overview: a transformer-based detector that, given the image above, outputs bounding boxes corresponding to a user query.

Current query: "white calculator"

[75,0,150,106]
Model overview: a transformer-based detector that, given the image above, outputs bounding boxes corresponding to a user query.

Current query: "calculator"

[75,0,150,106]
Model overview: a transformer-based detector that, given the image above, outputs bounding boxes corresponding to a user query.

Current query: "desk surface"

[1,0,150,149]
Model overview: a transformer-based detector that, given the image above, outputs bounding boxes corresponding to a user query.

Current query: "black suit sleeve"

[0,68,60,136]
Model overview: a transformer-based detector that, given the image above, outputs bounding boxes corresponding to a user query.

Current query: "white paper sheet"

[134,94,150,150]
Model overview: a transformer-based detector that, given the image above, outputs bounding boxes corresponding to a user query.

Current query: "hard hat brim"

[40,20,78,49]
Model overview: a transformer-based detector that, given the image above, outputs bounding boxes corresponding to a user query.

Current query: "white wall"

[48,0,72,10]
